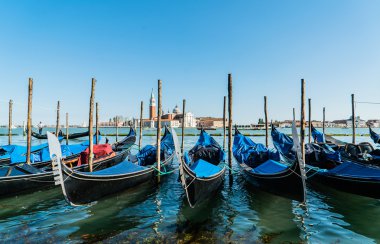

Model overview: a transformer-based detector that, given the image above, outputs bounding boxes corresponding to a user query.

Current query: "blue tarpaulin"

[370,127,380,144]
[233,129,283,171]
[0,143,49,160]
[311,126,326,143]
[137,127,174,166]
[323,161,380,180]
[272,127,342,163]
[271,127,295,160]
[184,130,225,177]
[189,158,222,178]
[252,159,288,174]
[83,161,147,176]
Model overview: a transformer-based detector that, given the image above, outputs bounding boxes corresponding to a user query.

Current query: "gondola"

[369,127,380,144]
[173,128,226,208]
[311,125,380,166]
[112,127,136,151]
[48,126,175,206]
[0,131,135,197]
[234,123,306,202]
[273,126,380,199]
[31,130,90,140]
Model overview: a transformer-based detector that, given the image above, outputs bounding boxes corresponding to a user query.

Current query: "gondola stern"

[47,132,72,205]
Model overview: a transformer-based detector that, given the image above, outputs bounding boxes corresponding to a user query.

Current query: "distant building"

[367,119,380,127]
[197,117,224,128]
[346,116,366,128]
[332,119,348,128]
[141,90,196,128]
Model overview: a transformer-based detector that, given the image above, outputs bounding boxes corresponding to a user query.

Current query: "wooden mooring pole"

[88,78,96,172]
[181,99,186,154]
[322,107,326,135]
[139,101,143,150]
[223,96,226,151]
[116,117,119,142]
[26,78,33,165]
[228,74,233,174]
[8,99,13,145]
[264,96,268,148]
[351,94,356,144]
[96,102,99,145]
[156,79,162,183]
[300,79,306,163]
[308,98,311,143]
[55,101,60,135]
[65,113,69,145]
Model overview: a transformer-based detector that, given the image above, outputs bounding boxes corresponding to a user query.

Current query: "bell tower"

[149,89,156,120]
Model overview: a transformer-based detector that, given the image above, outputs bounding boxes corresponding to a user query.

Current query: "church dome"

[173,105,181,114]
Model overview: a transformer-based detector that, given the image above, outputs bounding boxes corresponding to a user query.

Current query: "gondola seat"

[251,159,287,174]
[189,159,222,178]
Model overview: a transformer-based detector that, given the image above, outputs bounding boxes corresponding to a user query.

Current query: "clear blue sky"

[0,0,380,125]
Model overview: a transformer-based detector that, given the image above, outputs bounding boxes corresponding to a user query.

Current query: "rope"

[184,176,196,190]
[222,163,240,174]
[130,144,140,150]
[151,165,178,176]
[305,165,327,179]
[355,101,380,105]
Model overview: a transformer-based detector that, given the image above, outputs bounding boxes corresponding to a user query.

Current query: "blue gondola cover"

[311,126,326,143]
[189,159,222,178]
[83,161,147,175]
[370,127,380,144]
[252,159,288,174]
[323,161,380,180]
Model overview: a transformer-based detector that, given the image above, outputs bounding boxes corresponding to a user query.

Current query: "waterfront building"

[141,90,196,128]
[346,116,366,128]
[196,117,224,128]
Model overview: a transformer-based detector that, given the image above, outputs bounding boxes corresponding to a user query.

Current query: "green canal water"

[0,127,379,243]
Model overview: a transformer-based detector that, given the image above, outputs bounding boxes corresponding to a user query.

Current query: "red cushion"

[78,144,113,166]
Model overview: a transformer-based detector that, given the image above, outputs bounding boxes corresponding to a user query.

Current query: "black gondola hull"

[31,131,90,140]
[308,171,380,199]
[183,165,225,207]
[240,160,305,202]
[62,168,155,205]
[0,150,128,197]
[60,154,174,205]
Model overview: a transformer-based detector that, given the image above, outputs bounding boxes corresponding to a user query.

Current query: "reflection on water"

[0,128,379,242]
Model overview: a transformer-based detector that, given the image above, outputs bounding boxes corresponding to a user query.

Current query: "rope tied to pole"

[151,165,178,176]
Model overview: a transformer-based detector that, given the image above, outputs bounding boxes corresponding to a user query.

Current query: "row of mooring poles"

[304,92,355,146]
[17,76,356,179]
